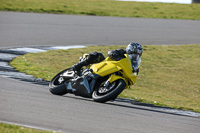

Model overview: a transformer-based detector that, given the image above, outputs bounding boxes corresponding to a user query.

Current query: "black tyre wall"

[92,79,126,103]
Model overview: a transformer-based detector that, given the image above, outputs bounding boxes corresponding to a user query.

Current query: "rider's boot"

[72,60,89,76]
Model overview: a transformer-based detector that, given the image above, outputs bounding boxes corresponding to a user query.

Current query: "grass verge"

[0,123,59,133]
[10,45,200,112]
[0,0,200,20]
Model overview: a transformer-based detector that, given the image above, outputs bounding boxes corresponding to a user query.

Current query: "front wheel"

[92,79,126,103]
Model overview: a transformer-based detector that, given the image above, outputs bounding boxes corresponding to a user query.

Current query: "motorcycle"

[49,53,140,103]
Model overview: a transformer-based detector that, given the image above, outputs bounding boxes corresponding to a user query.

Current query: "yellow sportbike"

[49,54,140,103]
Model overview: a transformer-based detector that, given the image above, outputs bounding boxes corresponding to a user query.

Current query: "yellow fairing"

[107,74,128,88]
[90,54,137,86]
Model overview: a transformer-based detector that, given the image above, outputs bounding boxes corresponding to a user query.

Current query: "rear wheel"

[49,83,68,95]
[92,79,126,103]
[49,68,74,95]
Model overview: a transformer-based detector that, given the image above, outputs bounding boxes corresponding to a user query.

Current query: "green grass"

[0,123,58,133]
[0,0,200,20]
[10,45,200,113]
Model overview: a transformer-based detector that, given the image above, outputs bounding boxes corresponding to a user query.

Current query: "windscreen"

[128,54,141,72]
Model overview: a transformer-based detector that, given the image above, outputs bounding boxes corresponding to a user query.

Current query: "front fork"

[105,74,128,88]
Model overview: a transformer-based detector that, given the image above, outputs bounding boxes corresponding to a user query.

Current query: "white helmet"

[126,42,143,56]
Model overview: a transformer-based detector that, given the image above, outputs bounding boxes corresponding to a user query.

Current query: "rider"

[72,42,143,75]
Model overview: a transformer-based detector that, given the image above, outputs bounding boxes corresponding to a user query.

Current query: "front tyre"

[92,79,126,103]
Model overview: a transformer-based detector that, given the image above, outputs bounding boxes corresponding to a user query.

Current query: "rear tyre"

[92,79,126,103]
[49,68,72,88]
[49,68,73,95]
[49,83,68,95]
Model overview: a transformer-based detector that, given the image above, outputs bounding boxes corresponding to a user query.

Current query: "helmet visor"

[129,54,139,61]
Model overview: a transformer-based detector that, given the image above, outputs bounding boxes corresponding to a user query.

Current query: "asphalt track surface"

[0,12,200,133]
[1,11,200,47]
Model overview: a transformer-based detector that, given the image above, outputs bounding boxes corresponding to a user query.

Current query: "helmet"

[126,42,143,56]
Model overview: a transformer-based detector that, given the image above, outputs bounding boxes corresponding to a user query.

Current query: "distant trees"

[192,0,200,3]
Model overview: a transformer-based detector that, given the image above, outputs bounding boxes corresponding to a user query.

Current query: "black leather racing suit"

[85,49,126,64]
[72,49,126,74]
